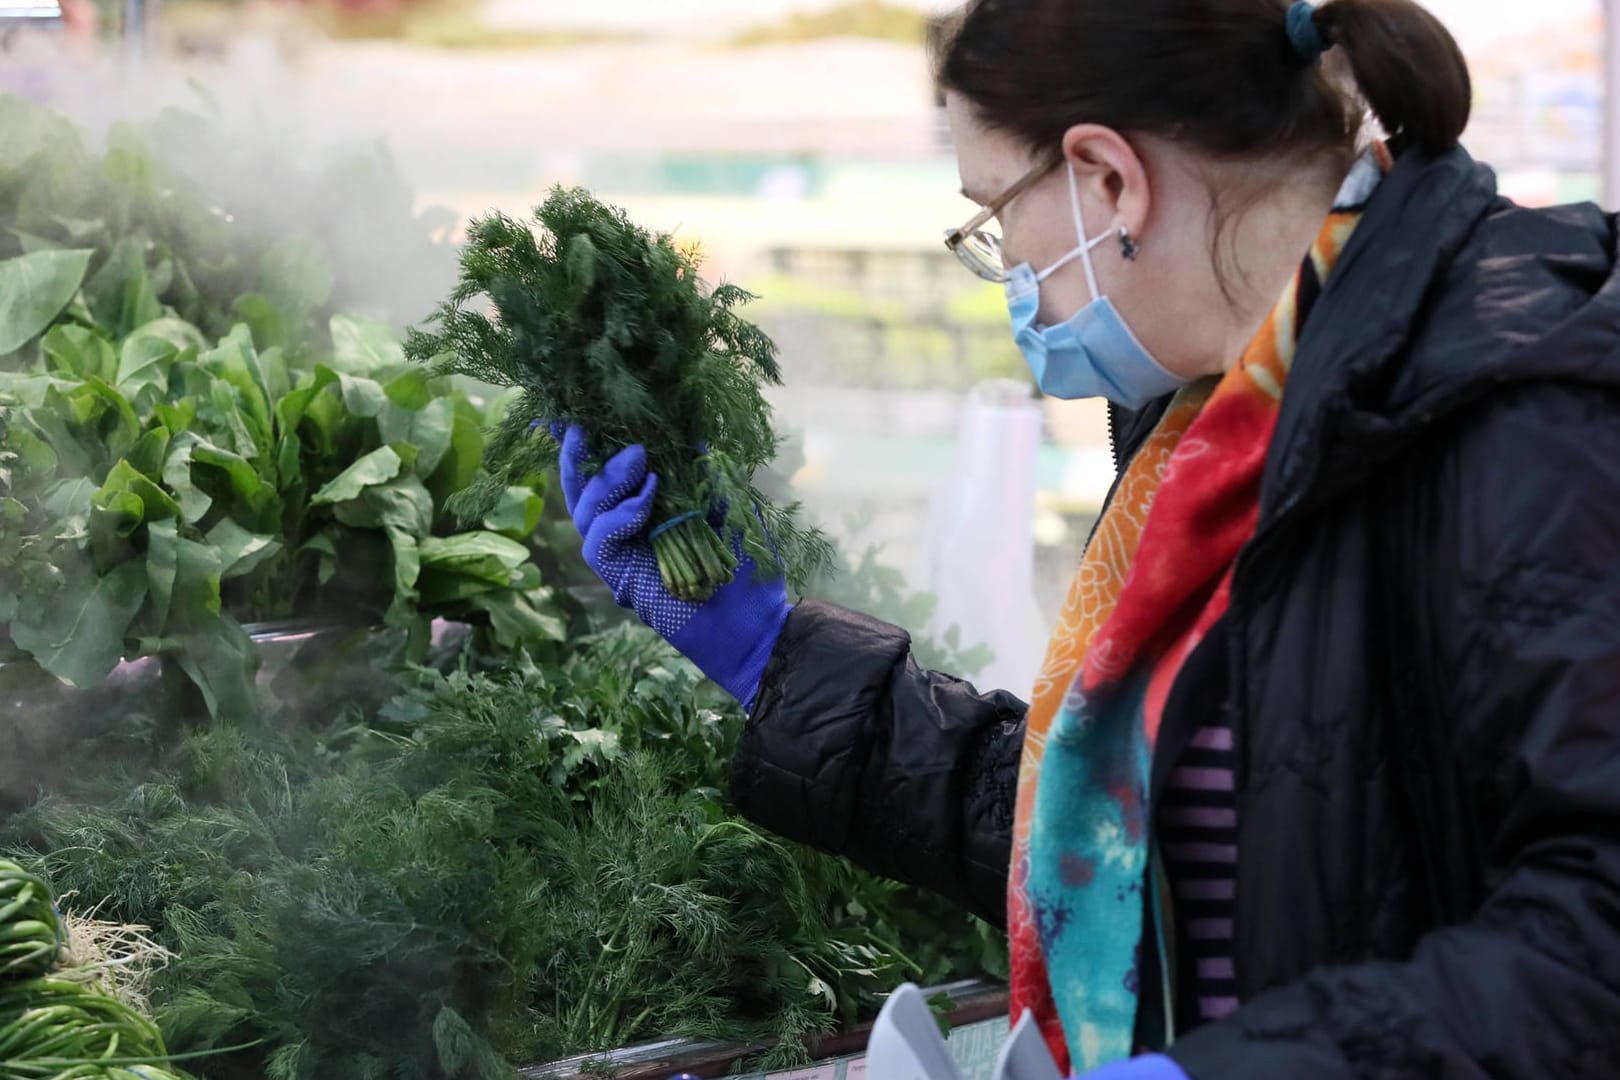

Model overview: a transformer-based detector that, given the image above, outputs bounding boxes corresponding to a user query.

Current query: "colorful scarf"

[1008,146,1391,1073]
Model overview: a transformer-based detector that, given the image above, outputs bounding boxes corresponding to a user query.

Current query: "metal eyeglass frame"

[943,151,1064,284]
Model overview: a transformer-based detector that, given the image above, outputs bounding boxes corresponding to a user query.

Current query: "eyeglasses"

[944,152,1064,283]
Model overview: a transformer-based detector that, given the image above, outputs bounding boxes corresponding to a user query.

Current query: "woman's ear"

[1061,124,1150,243]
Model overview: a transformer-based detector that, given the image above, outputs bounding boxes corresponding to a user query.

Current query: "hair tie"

[1286,1,1329,63]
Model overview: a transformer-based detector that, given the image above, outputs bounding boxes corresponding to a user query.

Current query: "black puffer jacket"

[729,147,1620,1077]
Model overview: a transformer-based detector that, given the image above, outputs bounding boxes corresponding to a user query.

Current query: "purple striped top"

[1161,721,1239,1023]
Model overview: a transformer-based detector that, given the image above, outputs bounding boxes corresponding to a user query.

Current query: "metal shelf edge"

[520,979,1010,1080]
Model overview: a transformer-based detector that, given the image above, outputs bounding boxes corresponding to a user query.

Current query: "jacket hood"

[1262,146,1620,521]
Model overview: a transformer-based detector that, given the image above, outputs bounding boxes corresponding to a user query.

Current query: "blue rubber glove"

[1076,1055,1187,1080]
[558,425,792,711]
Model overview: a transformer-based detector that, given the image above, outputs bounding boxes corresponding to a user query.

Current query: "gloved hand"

[558,425,792,711]
[1076,1055,1188,1080]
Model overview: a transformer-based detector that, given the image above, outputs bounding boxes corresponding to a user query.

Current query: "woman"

[554,0,1620,1075]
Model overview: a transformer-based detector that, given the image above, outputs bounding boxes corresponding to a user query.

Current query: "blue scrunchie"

[1286,0,1328,63]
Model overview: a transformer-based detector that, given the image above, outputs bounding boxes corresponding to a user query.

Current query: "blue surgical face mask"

[1005,165,1188,408]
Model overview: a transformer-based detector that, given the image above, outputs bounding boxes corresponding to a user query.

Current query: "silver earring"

[1118,227,1140,261]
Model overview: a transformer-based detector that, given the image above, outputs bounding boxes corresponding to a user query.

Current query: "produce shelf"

[523,979,1010,1080]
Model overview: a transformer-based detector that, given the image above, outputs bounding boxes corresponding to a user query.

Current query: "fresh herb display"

[0,95,455,345]
[0,95,562,718]
[407,186,834,602]
[0,97,1005,1080]
[1,628,930,1077]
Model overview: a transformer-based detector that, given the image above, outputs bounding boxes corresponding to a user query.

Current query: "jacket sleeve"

[728,599,1026,928]
[1170,382,1620,1077]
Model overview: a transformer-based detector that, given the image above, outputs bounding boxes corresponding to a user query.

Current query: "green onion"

[0,862,63,980]
[0,861,193,1079]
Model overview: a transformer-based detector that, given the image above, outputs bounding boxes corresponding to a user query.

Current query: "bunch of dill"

[0,628,908,1078]
[405,187,833,602]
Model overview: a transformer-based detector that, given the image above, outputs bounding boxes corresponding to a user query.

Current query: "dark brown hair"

[936,0,1471,163]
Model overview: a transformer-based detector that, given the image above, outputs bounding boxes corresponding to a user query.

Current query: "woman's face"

[945,90,1260,381]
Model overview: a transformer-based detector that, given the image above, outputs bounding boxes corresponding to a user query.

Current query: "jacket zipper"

[1083,403,1148,555]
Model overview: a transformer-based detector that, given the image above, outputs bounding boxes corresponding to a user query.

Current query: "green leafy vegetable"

[0,96,563,715]
[7,561,147,688]
[330,314,407,375]
[310,445,404,505]
[0,250,94,355]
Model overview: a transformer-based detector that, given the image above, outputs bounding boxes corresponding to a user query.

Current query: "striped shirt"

[1161,719,1240,1022]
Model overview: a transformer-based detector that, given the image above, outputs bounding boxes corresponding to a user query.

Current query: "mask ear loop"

[1034,163,1110,300]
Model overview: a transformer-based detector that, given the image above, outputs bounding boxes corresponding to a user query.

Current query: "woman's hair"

[935,0,1471,162]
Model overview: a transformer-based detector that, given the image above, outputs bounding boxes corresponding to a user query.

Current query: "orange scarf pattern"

[1008,144,1388,1072]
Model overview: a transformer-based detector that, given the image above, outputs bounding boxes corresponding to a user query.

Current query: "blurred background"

[2,0,1607,694]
